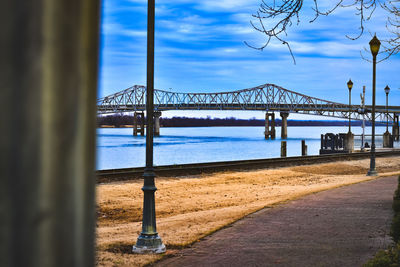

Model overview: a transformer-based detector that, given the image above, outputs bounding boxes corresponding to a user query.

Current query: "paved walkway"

[155,176,397,267]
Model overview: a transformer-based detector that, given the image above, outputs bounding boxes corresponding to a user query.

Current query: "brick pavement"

[154,176,397,267]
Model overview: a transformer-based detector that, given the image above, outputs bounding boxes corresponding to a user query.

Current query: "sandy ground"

[96,157,400,266]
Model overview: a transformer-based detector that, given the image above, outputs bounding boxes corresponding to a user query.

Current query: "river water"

[96,126,398,170]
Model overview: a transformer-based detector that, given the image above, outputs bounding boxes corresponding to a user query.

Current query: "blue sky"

[99,0,400,119]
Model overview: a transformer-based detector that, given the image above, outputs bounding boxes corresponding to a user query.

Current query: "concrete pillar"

[281,141,287,157]
[133,112,145,136]
[133,112,138,136]
[265,113,270,139]
[264,113,276,140]
[1,1,100,266]
[280,112,289,139]
[140,112,145,136]
[154,111,161,136]
[393,114,399,141]
[344,132,354,152]
[301,140,307,156]
[271,113,276,139]
[383,131,393,148]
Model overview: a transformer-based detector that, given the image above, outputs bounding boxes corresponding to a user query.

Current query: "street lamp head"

[347,79,353,91]
[385,85,390,95]
[369,35,381,57]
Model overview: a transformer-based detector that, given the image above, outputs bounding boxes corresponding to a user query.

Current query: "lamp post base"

[133,235,166,254]
[367,169,378,176]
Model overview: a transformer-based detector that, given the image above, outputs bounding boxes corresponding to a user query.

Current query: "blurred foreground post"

[0,1,100,266]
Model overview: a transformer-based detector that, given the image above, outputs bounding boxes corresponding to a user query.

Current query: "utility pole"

[360,86,366,151]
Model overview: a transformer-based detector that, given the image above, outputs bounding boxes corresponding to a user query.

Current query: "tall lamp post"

[133,0,166,253]
[385,85,390,132]
[367,35,380,176]
[347,79,353,133]
[383,85,392,148]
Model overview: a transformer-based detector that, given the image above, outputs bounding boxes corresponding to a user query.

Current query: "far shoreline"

[97,124,384,128]
[97,115,382,128]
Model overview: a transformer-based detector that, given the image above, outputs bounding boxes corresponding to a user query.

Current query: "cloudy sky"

[99,0,400,119]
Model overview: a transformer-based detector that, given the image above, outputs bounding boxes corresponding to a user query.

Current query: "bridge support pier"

[393,114,399,141]
[280,112,289,139]
[154,111,161,136]
[133,112,145,136]
[265,113,276,140]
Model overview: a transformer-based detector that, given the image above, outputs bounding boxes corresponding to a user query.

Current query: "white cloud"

[195,0,258,11]
[223,48,239,53]
[101,22,146,39]
[102,22,122,35]
[181,15,215,25]
[122,29,147,37]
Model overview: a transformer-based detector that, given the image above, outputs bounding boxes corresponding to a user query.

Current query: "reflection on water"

[96,126,397,170]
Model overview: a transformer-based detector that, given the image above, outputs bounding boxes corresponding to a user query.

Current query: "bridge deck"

[97,84,400,122]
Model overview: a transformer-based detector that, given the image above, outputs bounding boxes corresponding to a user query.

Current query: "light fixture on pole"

[133,0,166,253]
[367,35,380,176]
[347,79,353,133]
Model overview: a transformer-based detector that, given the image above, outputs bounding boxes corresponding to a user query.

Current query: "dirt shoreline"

[96,156,400,266]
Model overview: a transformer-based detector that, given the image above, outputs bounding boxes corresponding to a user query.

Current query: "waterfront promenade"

[155,176,396,266]
[97,157,400,266]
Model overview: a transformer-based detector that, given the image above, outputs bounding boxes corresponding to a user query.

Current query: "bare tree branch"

[247,0,400,63]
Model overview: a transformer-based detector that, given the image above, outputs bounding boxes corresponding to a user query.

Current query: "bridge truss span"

[97,83,395,123]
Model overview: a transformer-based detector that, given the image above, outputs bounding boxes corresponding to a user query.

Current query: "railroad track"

[96,150,400,183]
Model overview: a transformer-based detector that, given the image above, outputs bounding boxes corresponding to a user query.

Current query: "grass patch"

[364,244,400,267]
[104,242,133,254]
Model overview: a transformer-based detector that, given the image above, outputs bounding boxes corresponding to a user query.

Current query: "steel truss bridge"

[97,83,399,123]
